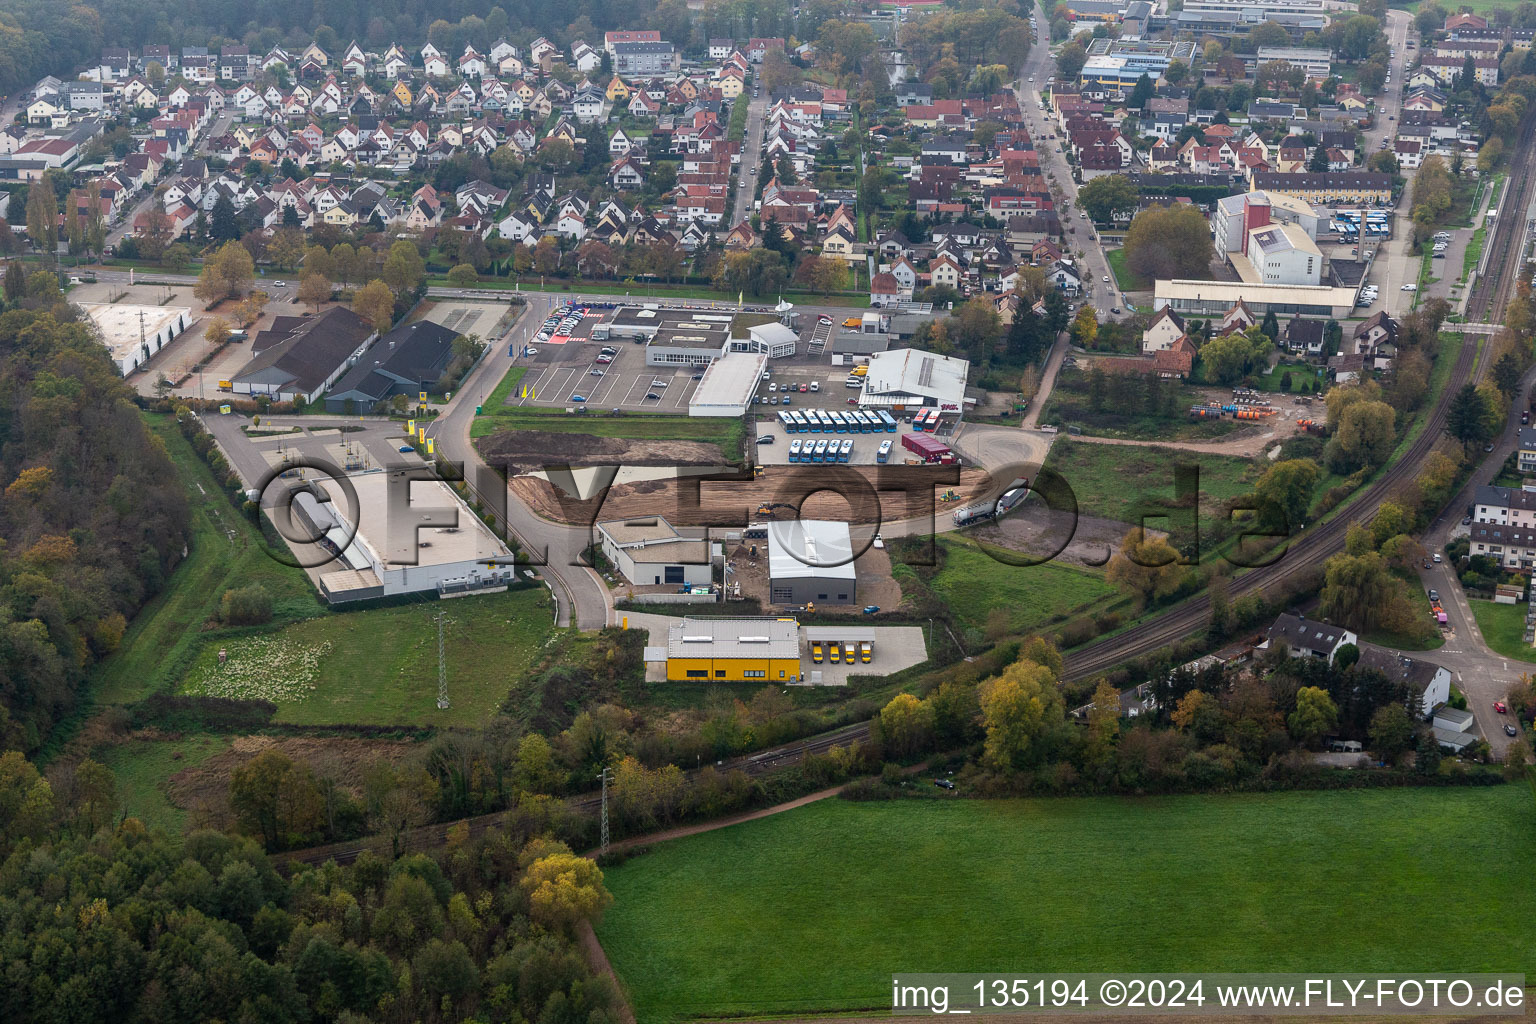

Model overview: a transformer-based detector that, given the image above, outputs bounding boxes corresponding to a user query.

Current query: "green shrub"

[220,584,274,625]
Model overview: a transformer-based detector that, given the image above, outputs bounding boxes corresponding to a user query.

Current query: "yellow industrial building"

[664,616,802,682]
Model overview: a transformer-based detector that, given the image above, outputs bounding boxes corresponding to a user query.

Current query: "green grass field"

[928,538,1119,634]
[1469,599,1536,664]
[97,734,233,834]
[1105,248,1147,292]
[470,366,528,437]
[597,788,1536,1023]
[179,588,561,728]
[1254,362,1326,395]
[91,414,320,706]
[1044,439,1257,530]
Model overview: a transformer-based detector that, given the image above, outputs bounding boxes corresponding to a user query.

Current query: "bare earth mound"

[477,429,727,470]
[511,466,995,527]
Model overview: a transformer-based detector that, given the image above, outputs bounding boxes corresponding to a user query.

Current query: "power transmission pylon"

[436,609,450,710]
[598,766,611,854]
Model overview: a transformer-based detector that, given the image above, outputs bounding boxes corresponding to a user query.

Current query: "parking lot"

[423,299,516,341]
[509,341,703,412]
[754,417,943,467]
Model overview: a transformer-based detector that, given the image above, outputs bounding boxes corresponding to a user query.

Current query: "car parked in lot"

[756,434,775,444]
[571,394,587,402]
[645,392,660,400]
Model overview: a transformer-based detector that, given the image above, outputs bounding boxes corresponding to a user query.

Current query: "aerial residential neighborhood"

[2,0,1536,1020]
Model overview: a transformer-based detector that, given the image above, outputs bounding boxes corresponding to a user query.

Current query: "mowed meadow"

[596,787,1536,1023]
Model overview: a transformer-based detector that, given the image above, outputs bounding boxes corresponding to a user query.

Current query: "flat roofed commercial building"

[594,306,734,366]
[1181,0,1325,17]
[1253,46,1332,78]
[690,351,767,416]
[768,519,858,605]
[665,616,802,682]
[597,516,713,586]
[1154,279,1359,318]
[645,324,732,366]
[859,347,970,412]
[1242,221,1323,286]
[291,468,515,603]
[80,303,195,375]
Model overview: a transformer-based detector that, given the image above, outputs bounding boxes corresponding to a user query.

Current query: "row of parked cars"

[536,305,585,343]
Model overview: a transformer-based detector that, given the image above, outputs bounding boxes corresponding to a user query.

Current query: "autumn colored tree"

[1106,528,1183,605]
[519,843,613,932]
[879,693,934,758]
[204,316,231,348]
[297,273,332,312]
[353,279,396,333]
[977,656,1065,772]
[266,226,306,270]
[195,241,256,302]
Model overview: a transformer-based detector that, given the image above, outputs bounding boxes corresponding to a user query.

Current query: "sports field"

[597,788,1536,1023]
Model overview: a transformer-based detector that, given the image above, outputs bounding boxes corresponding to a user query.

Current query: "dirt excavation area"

[478,430,727,471]
[512,464,997,527]
[964,507,1159,569]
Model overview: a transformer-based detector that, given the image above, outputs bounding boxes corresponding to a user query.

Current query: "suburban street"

[730,78,770,227]
[1364,8,1419,317]
[1016,2,1118,317]
[1413,360,1536,759]
[105,110,229,249]
[426,293,611,630]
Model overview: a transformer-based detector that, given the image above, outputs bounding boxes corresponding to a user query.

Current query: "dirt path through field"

[1069,429,1286,458]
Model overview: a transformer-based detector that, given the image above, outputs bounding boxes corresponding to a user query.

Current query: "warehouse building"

[689,351,767,416]
[663,616,802,682]
[858,347,971,414]
[1154,279,1360,318]
[323,320,460,414]
[232,307,377,403]
[288,468,516,603]
[768,519,858,605]
[596,516,715,586]
[80,302,196,375]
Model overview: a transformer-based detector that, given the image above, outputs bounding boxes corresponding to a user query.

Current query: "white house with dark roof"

[1263,612,1357,665]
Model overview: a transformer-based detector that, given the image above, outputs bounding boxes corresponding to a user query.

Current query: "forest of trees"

[0,308,189,751]
[0,750,622,1024]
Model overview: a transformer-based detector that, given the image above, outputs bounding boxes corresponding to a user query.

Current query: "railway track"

[1064,129,1536,681]
[1467,110,1536,324]
[277,120,1536,869]
[276,721,874,867]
